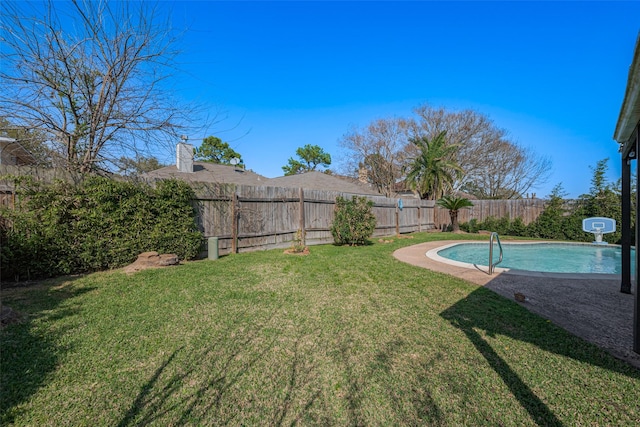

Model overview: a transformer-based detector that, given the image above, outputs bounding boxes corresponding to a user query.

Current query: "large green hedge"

[459,186,631,244]
[460,160,633,244]
[0,177,202,281]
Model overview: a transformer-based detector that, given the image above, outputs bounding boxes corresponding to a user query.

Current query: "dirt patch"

[283,247,310,256]
[122,251,180,274]
[1,304,23,327]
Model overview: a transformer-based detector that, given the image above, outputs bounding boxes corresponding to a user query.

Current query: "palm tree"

[437,195,474,232]
[405,131,462,200]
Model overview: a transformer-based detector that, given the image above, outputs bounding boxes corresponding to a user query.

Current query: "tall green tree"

[116,156,166,176]
[194,136,243,165]
[527,184,568,240]
[282,144,331,175]
[577,158,622,243]
[588,158,610,196]
[405,131,462,200]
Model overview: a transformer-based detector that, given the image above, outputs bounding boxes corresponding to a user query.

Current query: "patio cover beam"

[635,124,640,353]
[615,33,640,354]
[621,147,632,295]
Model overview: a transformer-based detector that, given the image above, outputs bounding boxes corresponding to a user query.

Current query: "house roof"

[267,171,382,195]
[0,136,37,165]
[615,33,640,146]
[144,163,383,196]
[142,161,269,186]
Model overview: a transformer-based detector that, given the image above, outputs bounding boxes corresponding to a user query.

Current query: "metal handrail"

[489,232,503,274]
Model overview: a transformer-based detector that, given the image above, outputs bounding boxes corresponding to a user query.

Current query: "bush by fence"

[331,195,377,245]
[186,182,438,254]
[460,191,633,245]
[432,198,546,229]
[0,177,202,281]
[1,165,567,279]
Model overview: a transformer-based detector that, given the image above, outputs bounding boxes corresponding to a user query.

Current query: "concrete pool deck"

[393,240,640,369]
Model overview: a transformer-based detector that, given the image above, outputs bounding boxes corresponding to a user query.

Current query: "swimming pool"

[433,242,635,275]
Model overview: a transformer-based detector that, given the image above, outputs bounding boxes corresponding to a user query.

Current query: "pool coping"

[425,241,621,281]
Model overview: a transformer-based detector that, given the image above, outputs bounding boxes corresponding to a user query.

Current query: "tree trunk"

[450,209,460,232]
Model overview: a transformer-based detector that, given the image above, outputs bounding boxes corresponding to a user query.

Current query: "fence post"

[395,204,399,237]
[232,192,238,254]
[299,187,306,246]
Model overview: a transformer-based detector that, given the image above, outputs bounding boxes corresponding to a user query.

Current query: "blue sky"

[165,1,640,198]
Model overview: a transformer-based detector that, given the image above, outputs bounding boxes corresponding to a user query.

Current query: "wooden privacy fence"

[432,198,546,230]
[191,182,547,256]
[190,182,437,255]
[0,166,549,256]
[0,165,96,208]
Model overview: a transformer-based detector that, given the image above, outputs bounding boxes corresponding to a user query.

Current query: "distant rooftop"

[143,161,269,186]
[143,162,383,196]
[268,171,382,195]
[0,136,37,166]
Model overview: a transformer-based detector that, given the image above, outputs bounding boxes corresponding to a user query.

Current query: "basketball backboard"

[582,217,616,234]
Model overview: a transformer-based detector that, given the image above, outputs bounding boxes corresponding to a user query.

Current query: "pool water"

[437,242,636,274]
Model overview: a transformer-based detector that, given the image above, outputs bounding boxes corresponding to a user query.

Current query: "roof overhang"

[0,136,37,165]
[616,33,640,158]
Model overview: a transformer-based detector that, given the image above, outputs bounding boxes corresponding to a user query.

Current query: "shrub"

[508,217,527,236]
[561,212,592,242]
[0,177,202,281]
[330,195,376,246]
[458,216,528,237]
[527,200,565,240]
[288,229,307,253]
[477,216,508,235]
[460,218,478,233]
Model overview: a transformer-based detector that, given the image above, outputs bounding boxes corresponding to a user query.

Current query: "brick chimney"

[176,141,194,173]
[358,166,369,183]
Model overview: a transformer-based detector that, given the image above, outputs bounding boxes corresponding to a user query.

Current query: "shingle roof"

[0,136,37,166]
[142,162,269,186]
[143,163,383,196]
[267,171,382,195]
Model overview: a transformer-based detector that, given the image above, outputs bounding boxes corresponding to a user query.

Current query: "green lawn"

[2,232,639,426]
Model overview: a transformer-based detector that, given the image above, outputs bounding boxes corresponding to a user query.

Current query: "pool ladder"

[489,232,503,274]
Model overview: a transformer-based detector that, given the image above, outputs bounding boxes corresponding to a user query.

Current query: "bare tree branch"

[0,0,197,173]
[338,118,410,197]
[410,103,551,198]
